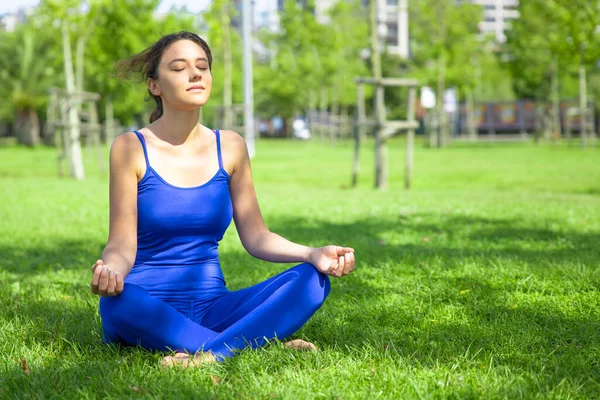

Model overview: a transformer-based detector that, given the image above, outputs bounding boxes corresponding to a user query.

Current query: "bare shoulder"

[110,131,145,176]
[219,129,249,167]
[219,129,247,151]
[111,131,142,155]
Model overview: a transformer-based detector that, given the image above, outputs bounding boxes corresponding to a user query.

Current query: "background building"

[465,0,520,43]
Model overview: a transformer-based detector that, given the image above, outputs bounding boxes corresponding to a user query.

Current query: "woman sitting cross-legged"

[90,31,356,367]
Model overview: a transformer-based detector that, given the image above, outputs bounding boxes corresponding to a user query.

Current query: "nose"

[190,68,202,81]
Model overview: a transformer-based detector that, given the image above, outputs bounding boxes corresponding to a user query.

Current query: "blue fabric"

[99,130,330,359]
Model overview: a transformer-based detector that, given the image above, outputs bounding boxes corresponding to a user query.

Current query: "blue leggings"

[99,263,330,360]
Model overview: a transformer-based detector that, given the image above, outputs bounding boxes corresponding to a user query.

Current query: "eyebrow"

[168,57,209,65]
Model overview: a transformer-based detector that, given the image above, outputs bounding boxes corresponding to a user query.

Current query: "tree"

[0,20,57,146]
[83,0,197,126]
[409,0,482,146]
[199,0,243,129]
[507,0,600,144]
[558,0,600,146]
[254,0,325,122]
[324,0,370,125]
[253,0,368,136]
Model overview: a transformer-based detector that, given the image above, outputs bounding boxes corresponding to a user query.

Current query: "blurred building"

[311,0,408,58]
[464,0,520,43]
[0,7,34,32]
[243,0,408,58]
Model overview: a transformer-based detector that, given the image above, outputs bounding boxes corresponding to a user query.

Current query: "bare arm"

[91,132,141,295]
[225,131,355,277]
[102,132,140,276]
[227,131,312,263]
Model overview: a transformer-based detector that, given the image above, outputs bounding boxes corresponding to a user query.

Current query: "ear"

[148,79,161,96]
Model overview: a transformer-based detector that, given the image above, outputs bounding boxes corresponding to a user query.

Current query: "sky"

[0,0,214,15]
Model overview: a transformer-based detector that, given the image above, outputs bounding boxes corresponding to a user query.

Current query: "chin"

[178,99,210,111]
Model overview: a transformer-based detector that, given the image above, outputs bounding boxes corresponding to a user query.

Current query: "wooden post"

[579,64,588,148]
[374,85,387,189]
[330,101,339,143]
[466,91,476,140]
[319,87,328,142]
[353,84,366,187]
[551,59,560,140]
[565,110,573,147]
[89,102,106,174]
[588,106,596,147]
[105,101,114,143]
[62,22,85,180]
[354,77,419,190]
[405,87,416,189]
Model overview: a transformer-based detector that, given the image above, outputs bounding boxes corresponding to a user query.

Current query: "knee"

[292,263,331,302]
[99,283,144,325]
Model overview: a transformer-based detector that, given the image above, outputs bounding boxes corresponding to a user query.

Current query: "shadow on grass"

[1,213,599,395]
[266,213,600,269]
[268,214,600,391]
[0,239,105,275]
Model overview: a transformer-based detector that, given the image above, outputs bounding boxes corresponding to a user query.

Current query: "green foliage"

[0,20,58,121]
[507,0,600,100]
[409,0,483,95]
[0,0,198,128]
[254,0,368,119]
[82,0,197,125]
[324,0,370,107]
[198,0,244,126]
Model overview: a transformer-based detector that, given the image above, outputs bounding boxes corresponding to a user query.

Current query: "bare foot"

[161,352,216,368]
[283,339,317,351]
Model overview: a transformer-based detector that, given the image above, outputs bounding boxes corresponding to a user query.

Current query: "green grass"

[0,138,599,399]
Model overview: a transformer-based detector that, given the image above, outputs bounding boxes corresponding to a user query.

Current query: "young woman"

[90,31,355,367]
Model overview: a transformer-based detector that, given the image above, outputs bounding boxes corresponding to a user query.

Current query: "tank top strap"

[214,129,224,170]
[133,130,150,168]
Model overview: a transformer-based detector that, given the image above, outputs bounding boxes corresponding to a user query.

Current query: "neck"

[151,105,202,145]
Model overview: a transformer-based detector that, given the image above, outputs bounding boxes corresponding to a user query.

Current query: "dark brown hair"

[115,31,212,123]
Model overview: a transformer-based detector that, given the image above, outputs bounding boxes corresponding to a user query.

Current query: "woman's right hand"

[90,259,124,296]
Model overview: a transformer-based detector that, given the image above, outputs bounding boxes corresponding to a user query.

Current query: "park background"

[0,0,599,398]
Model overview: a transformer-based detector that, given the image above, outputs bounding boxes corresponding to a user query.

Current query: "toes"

[161,352,215,368]
[284,339,317,352]
[161,354,190,368]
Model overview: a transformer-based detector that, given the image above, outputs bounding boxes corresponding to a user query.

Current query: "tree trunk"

[435,0,448,147]
[405,87,416,190]
[579,64,588,148]
[340,105,349,139]
[466,90,476,140]
[550,59,560,141]
[353,84,366,187]
[330,101,339,143]
[374,85,387,190]
[565,111,573,146]
[319,87,328,142]
[221,2,233,129]
[15,109,40,147]
[62,21,85,180]
[371,0,386,189]
[436,52,446,147]
[105,101,114,144]
[75,13,97,93]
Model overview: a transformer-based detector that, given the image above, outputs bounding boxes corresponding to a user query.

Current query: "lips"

[187,85,205,91]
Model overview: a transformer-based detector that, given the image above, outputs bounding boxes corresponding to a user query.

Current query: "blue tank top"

[131,130,233,268]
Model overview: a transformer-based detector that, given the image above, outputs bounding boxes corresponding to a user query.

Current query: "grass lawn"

[0,137,599,399]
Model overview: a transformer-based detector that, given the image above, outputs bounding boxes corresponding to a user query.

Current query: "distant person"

[292,117,311,140]
[90,31,355,367]
[272,115,284,136]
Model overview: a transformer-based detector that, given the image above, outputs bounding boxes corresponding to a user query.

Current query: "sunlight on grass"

[0,138,599,398]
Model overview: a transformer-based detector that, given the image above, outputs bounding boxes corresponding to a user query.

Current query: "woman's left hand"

[308,246,355,278]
